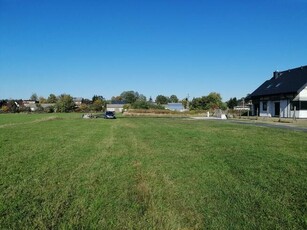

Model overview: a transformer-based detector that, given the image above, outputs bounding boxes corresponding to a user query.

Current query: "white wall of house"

[289,110,307,119]
[260,100,291,118]
[298,110,307,118]
[259,101,272,117]
[297,86,307,100]
[296,87,307,118]
[291,110,307,118]
[259,99,307,118]
[280,100,289,117]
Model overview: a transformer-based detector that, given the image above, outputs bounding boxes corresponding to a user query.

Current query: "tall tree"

[47,94,57,103]
[190,92,226,110]
[181,98,188,109]
[226,97,238,109]
[55,94,75,112]
[137,94,147,102]
[111,96,123,104]
[206,92,224,110]
[169,95,179,103]
[0,100,7,108]
[91,99,105,112]
[120,91,139,104]
[39,96,47,104]
[30,93,38,101]
[82,98,92,105]
[91,95,106,111]
[92,95,104,102]
[155,95,168,105]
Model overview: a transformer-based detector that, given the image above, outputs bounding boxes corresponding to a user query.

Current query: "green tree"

[181,98,188,109]
[92,95,104,102]
[226,97,238,109]
[91,99,105,112]
[0,100,7,108]
[36,104,44,112]
[190,97,206,110]
[39,96,47,104]
[169,95,179,103]
[81,98,91,105]
[155,95,168,105]
[30,93,38,101]
[190,92,226,110]
[138,94,147,102]
[131,100,150,109]
[44,106,54,113]
[120,91,139,104]
[0,105,9,113]
[206,92,223,110]
[47,94,57,103]
[55,94,75,112]
[111,96,123,103]
[91,95,106,111]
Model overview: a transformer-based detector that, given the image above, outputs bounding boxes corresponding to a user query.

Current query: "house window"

[290,101,300,111]
[262,101,267,111]
[301,101,307,110]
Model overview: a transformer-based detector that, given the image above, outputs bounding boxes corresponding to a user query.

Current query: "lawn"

[0,113,306,229]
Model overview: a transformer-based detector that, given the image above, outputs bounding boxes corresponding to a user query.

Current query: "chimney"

[273,71,279,79]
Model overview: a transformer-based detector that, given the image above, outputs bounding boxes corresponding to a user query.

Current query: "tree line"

[0,91,240,113]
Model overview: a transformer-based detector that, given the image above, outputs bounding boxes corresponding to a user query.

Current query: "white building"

[106,104,125,113]
[249,65,307,118]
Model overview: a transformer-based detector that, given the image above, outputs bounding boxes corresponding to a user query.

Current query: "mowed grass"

[0,114,306,229]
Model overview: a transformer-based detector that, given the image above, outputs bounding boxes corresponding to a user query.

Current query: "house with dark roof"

[249,65,307,118]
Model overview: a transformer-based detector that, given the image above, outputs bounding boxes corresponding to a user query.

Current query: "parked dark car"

[104,111,116,119]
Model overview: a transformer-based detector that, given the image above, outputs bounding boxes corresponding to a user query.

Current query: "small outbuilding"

[106,104,125,113]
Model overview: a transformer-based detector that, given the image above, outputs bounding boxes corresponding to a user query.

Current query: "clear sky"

[1,0,307,101]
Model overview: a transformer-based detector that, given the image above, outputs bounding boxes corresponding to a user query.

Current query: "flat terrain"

[0,113,306,229]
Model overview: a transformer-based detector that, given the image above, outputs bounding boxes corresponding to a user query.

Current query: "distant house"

[73,97,83,107]
[106,104,125,113]
[249,65,307,118]
[23,100,38,111]
[23,100,37,105]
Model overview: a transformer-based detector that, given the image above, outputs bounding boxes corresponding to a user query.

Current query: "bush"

[44,106,54,113]
[77,104,90,113]
[0,105,9,113]
[19,106,31,113]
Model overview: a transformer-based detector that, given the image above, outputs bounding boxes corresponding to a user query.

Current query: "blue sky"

[1,0,307,101]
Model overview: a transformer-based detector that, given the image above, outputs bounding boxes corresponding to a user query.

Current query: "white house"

[249,65,307,118]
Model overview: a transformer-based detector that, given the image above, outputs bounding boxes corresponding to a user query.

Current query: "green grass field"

[0,113,306,229]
